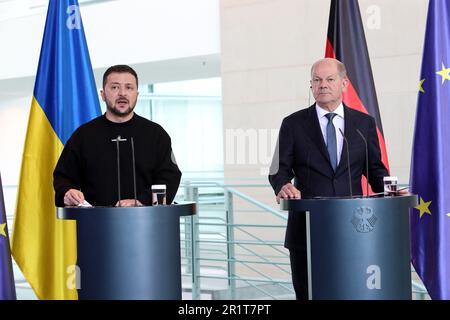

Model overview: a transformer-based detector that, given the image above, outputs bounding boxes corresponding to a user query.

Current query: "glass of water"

[151,184,167,206]
[383,176,398,196]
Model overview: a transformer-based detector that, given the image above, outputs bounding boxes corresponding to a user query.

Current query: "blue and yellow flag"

[0,172,16,300]
[12,0,100,300]
[410,0,450,300]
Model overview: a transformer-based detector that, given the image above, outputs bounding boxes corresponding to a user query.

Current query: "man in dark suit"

[268,58,389,300]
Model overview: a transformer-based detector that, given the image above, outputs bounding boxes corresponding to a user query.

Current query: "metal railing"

[180,181,293,300]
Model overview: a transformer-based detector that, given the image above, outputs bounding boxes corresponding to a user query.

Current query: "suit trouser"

[289,248,309,300]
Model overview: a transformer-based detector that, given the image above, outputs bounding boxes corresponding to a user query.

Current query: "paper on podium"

[77,200,92,208]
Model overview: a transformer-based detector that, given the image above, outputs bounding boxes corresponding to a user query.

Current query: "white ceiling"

[0,0,116,21]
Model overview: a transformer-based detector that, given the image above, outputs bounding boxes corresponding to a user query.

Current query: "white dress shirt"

[315,103,345,166]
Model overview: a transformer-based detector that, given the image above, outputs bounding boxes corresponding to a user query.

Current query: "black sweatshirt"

[53,113,181,207]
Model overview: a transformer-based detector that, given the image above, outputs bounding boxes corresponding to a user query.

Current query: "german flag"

[325,0,390,193]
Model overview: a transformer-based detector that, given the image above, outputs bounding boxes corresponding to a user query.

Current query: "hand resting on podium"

[276,182,301,204]
[115,199,143,207]
[64,189,142,207]
[64,188,85,206]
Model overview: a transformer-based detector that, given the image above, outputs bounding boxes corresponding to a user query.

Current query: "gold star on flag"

[0,223,6,238]
[415,197,432,218]
[419,79,425,93]
[436,63,450,84]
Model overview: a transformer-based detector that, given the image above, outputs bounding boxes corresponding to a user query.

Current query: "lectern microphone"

[131,137,137,207]
[355,128,369,198]
[338,128,353,198]
[111,135,127,206]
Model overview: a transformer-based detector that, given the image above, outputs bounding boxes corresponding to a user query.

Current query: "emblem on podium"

[351,206,377,233]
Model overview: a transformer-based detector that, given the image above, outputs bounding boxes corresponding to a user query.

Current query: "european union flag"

[0,172,16,300]
[410,0,450,300]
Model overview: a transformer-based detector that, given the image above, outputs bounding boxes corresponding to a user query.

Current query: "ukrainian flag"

[12,0,100,300]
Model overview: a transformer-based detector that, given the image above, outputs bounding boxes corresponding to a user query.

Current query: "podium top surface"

[57,201,196,220]
[280,194,418,211]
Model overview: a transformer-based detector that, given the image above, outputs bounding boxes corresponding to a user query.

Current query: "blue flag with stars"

[410,0,450,300]
[0,172,16,300]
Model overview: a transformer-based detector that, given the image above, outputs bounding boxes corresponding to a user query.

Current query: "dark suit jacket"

[269,104,389,249]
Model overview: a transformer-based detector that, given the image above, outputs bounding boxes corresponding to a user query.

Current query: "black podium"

[57,203,196,300]
[281,195,417,300]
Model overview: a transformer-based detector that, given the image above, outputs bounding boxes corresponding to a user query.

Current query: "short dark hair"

[102,65,139,88]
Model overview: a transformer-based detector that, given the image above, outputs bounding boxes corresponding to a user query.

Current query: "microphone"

[338,128,353,198]
[131,137,138,206]
[308,85,312,105]
[111,135,127,206]
[306,152,311,196]
[356,128,369,198]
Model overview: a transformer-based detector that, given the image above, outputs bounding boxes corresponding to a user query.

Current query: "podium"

[57,203,196,300]
[281,195,417,300]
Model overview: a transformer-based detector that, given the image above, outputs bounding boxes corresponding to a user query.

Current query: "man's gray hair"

[311,58,347,79]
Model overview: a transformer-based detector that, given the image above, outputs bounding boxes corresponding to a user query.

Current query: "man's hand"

[397,188,409,196]
[115,199,143,207]
[276,183,301,204]
[64,189,85,206]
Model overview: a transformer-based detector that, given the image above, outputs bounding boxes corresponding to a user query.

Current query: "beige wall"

[220,0,428,205]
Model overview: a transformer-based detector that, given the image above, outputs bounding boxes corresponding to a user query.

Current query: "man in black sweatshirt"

[53,65,181,207]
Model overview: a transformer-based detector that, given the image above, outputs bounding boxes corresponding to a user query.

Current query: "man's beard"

[106,99,136,117]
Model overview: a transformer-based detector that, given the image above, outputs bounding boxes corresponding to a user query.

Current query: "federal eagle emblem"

[351,206,377,233]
